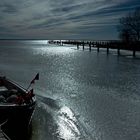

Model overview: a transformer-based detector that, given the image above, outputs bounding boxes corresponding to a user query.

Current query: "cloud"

[0,0,139,39]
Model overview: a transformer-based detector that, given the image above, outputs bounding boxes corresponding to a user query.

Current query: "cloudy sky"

[0,0,139,40]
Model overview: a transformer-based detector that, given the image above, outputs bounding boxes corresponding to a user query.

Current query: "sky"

[0,0,140,40]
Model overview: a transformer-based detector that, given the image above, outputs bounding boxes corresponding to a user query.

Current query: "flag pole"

[26,83,32,91]
[26,73,39,92]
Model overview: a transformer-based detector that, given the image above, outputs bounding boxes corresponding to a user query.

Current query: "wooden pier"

[49,40,140,57]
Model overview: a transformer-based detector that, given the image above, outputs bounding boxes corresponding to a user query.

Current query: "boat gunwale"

[0,76,36,107]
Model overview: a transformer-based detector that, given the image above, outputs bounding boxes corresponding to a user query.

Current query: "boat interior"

[0,77,35,105]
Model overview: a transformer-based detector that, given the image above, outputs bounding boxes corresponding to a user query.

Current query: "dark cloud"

[2,4,18,13]
[0,26,12,32]
[0,0,139,39]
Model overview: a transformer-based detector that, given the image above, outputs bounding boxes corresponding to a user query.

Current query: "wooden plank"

[0,130,7,140]
[0,121,10,140]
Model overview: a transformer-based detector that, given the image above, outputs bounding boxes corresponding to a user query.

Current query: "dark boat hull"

[1,103,36,140]
[0,76,36,140]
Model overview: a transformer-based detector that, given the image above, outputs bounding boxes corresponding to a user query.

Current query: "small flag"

[30,73,39,84]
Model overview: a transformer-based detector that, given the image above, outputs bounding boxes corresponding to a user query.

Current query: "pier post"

[96,43,99,52]
[89,42,91,51]
[133,49,136,57]
[107,47,109,54]
[77,44,79,50]
[83,42,85,50]
[117,47,120,55]
[97,47,99,52]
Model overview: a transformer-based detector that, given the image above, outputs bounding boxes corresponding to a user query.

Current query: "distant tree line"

[117,8,140,56]
[118,8,140,42]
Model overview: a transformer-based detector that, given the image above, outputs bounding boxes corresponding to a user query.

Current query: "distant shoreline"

[0,39,120,41]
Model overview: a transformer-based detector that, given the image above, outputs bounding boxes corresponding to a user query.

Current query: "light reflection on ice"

[32,46,74,56]
[25,40,48,45]
[56,106,80,140]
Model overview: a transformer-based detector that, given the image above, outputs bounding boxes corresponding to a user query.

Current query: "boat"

[0,75,37,140]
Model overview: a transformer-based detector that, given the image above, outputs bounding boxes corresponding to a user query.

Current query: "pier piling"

[83,42,85,50]
[117,47,120,55]
[77,44,79,50]
[48,40,139,57]
[89,42,91,51]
